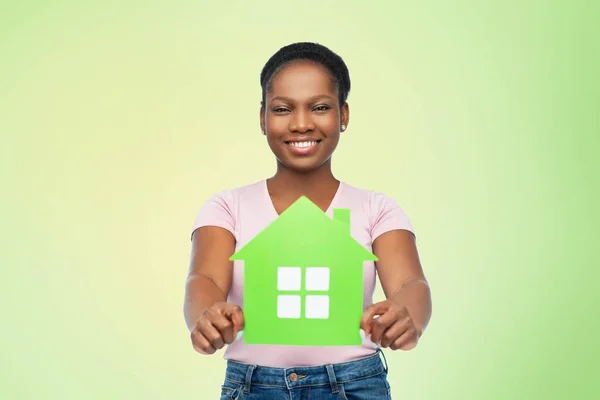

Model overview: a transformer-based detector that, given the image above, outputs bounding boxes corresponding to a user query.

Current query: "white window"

[276,266,330,319]
[305,295,329,319]
[277,267,301,291]
[305,267,329,291]
[277,295,301,318]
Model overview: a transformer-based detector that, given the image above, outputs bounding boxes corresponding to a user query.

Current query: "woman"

[184,42,432,399]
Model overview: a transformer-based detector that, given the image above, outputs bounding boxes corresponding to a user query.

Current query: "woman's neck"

[267,162,339,204]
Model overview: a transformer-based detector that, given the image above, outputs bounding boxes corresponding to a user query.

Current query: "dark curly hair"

[259,42,351,108]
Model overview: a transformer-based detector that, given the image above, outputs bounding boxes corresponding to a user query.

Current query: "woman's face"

[260,60,349,174]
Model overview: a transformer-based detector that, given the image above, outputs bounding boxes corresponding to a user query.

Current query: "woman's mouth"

[285,140,322,156]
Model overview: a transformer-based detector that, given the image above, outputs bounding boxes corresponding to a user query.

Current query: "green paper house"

[230,196,378,346]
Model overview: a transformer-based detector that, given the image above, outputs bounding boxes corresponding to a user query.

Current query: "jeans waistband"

[223,349,388,394]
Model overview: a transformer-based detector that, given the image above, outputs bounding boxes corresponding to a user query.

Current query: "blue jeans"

[219,349,391,399]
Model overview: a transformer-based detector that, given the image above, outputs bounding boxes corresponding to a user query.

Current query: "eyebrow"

[270,94,335,103]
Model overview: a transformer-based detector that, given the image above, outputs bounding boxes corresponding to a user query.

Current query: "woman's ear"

[259,106,265,135]
[341,102,350,131]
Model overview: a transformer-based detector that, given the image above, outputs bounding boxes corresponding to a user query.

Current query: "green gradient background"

[1,1,598,399]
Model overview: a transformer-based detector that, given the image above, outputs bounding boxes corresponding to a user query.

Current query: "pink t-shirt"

[191,179,415,367]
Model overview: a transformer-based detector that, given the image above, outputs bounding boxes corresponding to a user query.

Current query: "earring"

[261,130,265,135]
[341,124,346,132]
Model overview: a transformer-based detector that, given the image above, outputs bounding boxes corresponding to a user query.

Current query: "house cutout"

[230,196,378,346]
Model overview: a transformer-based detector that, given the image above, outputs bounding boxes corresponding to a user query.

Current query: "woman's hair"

[260,42,351,108]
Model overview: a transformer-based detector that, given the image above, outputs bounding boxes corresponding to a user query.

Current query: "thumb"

[360,302,388,335]
[225,306,245,337]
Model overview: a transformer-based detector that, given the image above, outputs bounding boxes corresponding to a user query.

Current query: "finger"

[369,312,397,346]
[211,314,235,344]
[226,306,245,337]
[360,302,389,335]
[380,321,408,349]
[191,330,216,355]
[390,326,419,351]
[199,319,225,350]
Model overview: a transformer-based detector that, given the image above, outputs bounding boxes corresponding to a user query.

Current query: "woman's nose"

[289,110,315,132]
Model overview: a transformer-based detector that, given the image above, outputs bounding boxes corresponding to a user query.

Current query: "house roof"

[230,196,378,265]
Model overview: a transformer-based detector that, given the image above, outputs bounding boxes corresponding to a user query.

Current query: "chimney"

[333,208,350,232]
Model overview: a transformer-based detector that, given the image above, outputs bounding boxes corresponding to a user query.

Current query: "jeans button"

[290,373,298,382]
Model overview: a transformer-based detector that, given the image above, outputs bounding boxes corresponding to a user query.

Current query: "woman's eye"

[273,107,289,113]
[314,105,330,112]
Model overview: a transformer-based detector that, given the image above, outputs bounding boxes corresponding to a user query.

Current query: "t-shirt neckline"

[262,179,344,218]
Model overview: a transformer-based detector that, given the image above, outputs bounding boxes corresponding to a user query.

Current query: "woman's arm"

[184,226,244,354]
[361,229,432,350]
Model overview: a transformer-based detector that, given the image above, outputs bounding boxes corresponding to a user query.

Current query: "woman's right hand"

[190,301,245,355]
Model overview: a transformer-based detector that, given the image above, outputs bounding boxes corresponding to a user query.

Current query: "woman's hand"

[190,302,245,355]
[360,299,421,351]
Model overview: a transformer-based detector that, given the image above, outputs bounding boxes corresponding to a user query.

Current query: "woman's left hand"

[360,299,421,351]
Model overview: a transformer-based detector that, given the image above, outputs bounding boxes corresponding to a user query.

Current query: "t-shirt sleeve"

[190,190,236,240]
[369,191,415,242]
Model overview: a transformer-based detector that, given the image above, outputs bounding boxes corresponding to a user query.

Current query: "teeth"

[290,141,317,148]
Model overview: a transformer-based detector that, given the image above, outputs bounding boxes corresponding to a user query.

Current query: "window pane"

[277,295,301,318]
[306,267,329,291]
[305,295,329,319]
[277,267,301,291]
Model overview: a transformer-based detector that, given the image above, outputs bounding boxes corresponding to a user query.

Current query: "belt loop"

[325,364,339,394]
[243,364,256,394]
[378,348,389,374]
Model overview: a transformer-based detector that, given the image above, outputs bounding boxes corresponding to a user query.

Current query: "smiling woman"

[260,48,348,175]
[184,42,432,400]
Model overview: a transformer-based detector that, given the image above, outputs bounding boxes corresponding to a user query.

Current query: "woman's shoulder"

[340,181,415,237]
[191,179,267,238]
[339,181,405,208]
[204,179,266,203]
